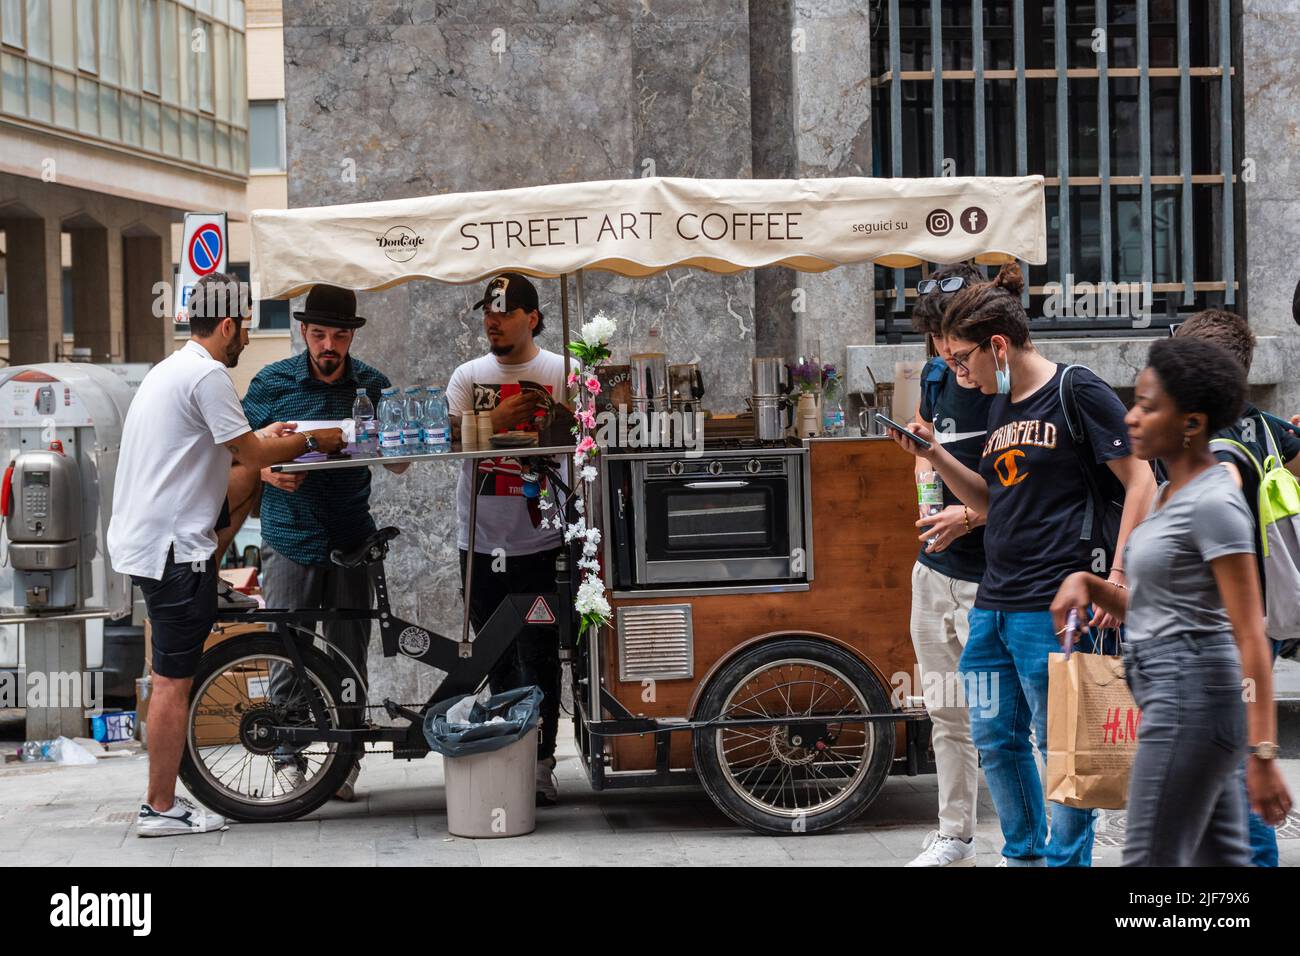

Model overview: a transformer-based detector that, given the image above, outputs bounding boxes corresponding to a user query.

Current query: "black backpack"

[1058,365,1130,573]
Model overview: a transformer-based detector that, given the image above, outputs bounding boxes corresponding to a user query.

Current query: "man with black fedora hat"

[239,283,407,800]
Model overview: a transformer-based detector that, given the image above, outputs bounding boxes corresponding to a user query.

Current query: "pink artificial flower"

[578,407,597,429]
[577,435,596,455]
[567,370,579,387]
[585,376,601,396]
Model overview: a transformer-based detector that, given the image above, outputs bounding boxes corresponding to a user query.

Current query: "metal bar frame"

[930,0,943,177]
[972,0,985,175]
[1219,0,1236,305]
[1177,0,1195,304]
[889,0,904,315]
[1097,1,1112,285]
[1138,0,1154,305]
[1054,0,1071,291]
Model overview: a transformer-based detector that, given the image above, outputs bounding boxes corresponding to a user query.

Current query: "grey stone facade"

[281,2,1298,707]
[282,1,863,705]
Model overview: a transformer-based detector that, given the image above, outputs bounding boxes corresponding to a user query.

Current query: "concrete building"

[0,0,251,367]
[276,1,1300,706]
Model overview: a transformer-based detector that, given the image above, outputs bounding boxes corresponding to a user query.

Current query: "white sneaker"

[905,830,977,867]
[535,755,558,806]
[272,758,307,795]
[136,795,228,837]
[334,762,361,802]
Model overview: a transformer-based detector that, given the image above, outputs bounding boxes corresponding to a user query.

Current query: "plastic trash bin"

[424,687,543,838]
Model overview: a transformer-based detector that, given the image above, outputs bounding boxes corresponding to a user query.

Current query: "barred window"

[870,1,1242,339]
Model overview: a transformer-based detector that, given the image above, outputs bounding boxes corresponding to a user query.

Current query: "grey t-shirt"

[1123,465,1256,642]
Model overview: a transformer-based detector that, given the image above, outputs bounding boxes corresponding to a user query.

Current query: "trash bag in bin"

[423,686,544,758]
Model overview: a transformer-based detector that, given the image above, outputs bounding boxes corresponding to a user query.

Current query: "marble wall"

[1242,0,1300,416]
[281,1,866,705]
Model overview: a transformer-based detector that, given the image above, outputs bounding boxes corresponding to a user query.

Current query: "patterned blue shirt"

[241,351,391,565]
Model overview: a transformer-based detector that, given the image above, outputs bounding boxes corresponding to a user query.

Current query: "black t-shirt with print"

[976,364,1132,611]
[917,357,995,584]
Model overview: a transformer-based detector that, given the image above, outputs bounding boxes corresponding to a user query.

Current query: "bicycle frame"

[212,455,582,759]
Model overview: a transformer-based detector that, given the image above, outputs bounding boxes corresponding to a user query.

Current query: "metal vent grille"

[616,604,694,682]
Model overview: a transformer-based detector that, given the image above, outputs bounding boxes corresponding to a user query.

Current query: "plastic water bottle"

[822,393,846,436]
[20,739,54,762]
[401,387,424,453]
[351,387,376,455]
[917,469,944,550]
[422,386,451,453]
[378,387,404,456]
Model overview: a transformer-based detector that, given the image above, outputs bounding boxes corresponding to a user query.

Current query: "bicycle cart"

[182,175,1047,833]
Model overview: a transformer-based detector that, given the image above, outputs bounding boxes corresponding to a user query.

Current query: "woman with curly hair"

[1052,337,1292,865]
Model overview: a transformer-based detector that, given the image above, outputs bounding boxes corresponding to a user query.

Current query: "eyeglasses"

[917,276,969,295]
[948,338,991,375]
[1167,322,1184,338]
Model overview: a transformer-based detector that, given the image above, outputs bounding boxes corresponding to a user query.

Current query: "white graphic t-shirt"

[445,349,569,555]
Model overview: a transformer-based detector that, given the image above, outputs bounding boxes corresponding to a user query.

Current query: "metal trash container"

[423,687,543,838]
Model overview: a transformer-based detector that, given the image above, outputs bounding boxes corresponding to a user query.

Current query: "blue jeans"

[961,608,1097,866]
[1246,639,1283,867]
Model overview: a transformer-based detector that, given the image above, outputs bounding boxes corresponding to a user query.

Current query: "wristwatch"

[1249,742,1279,760]
[303,432,319,454]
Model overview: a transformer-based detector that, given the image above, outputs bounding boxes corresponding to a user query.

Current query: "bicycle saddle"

[330,526,400,568]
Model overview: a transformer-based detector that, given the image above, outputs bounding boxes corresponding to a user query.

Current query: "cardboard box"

[141,620,272,748]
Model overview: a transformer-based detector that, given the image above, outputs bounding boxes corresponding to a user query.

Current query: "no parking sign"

[175,212,228,323]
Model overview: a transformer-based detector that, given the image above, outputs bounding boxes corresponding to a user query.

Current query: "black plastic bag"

[422,686,543,758]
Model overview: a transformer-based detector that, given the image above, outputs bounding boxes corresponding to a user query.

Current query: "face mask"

[994,345,1011,395]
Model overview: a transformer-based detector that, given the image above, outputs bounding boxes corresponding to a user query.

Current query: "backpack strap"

[1259,412,1285,471]
[919,356,946,422]
[1210,435,1267,553]
[1059,364,1101,544]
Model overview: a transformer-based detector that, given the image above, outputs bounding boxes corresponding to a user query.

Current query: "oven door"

[635,472,801,584]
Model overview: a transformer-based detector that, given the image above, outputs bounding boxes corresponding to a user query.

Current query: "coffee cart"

[183,175,1046,834]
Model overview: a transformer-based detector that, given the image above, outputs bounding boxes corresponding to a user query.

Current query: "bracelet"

[962,506,971,533]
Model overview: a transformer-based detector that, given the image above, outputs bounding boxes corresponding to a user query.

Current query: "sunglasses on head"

[917,276,969,295]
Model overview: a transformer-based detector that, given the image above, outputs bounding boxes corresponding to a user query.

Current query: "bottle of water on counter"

[917,469,944,550]
[402,386,425,453]
[422,386,451,453]
[378,387,404,456]
[351,387,376,455]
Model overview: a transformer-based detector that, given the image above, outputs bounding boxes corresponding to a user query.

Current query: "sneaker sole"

[136,824,229,838]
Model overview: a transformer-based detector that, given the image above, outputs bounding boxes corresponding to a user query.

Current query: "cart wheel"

[692,638,894,835]
[178,632,362,823]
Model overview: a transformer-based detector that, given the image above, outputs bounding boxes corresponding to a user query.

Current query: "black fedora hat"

[294,284,366,329]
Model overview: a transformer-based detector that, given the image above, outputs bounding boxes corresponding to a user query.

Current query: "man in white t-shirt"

[107,273,344,837]
[446,272,570,805]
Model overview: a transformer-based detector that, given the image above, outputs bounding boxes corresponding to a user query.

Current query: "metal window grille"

[871,0,1243,340]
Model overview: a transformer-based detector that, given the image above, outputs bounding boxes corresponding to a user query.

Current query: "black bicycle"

[178,454,579,822]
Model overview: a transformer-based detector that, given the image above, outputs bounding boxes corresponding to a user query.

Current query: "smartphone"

[874,412,932,450]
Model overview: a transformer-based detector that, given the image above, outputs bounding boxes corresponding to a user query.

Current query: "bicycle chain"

[257,700,425,758]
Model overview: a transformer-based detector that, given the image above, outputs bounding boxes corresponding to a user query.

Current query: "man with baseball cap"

[447,272,570,805]
[109,272,345,836]
[238,283,407,800]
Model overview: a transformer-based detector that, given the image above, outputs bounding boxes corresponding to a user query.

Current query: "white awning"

[250,175,1046,300]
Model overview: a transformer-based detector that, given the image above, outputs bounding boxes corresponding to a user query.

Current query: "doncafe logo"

[376,225,425,263]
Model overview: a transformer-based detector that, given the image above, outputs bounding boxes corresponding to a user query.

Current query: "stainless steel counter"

[271,444,577,473]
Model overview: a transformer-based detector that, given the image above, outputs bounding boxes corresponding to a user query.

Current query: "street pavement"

[2,710,1299,867]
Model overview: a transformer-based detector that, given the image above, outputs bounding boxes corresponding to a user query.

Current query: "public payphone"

[2,442,83,608]
[0,364,134,616]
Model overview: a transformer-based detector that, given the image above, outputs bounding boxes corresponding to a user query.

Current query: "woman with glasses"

[887,262,1157,866]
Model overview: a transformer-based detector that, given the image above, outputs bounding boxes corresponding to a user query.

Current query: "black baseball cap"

[473,272,541,317]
